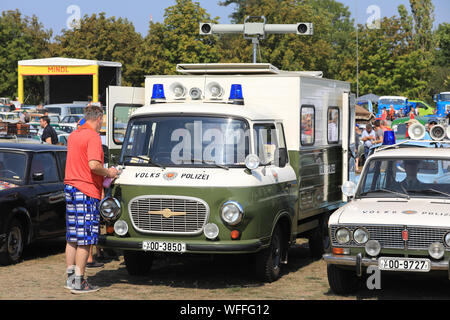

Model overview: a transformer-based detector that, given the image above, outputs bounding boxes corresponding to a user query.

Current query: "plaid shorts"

[65,185,100,246]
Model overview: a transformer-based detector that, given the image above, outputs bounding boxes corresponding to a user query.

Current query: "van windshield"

[358,158,450,199]
[440,94,450,101]
[46,107,61,115]
[120,116,250,167]
[379,99,405,105]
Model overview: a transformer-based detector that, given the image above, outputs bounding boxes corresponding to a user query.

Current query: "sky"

[1,0,449,37]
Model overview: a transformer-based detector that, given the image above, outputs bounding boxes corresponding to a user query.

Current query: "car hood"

[336,198,450,227]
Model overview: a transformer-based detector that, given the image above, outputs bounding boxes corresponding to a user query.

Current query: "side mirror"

[32,172,44,181]
[341,181,357,198]
[277,148,288,168]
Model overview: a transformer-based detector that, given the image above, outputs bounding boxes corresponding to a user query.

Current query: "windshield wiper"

[121,155,166,169]
[359,189,410,199]
[190,159,229,170]
[409,189,450,198]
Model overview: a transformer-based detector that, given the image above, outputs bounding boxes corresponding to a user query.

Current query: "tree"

[0,10,52,103]
[54,13,143,86]
[136,0,222,79]
[218,0,355,82]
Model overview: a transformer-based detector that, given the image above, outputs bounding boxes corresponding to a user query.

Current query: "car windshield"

[440,94,450,101]
[358,158,450,199]
[379,99,406,105]
[69,107,85,115]
[120,116,250,168]
[46,107,61,115]
[0,151,27,182]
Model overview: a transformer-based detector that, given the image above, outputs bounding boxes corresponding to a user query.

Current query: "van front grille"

[129,196,209,235]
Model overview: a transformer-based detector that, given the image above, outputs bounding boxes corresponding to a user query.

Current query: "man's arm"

[88,160,118,179]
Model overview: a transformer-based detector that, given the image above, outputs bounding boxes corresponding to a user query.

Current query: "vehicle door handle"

[49,193,65,204]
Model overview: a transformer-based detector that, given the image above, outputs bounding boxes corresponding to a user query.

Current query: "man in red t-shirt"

[64,105,118,294]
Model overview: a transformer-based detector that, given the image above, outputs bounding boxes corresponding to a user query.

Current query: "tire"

[308,215,331,259]
[327,264,359,295]
[254,225,283,283]
[123,250,154,276]
[0,218,25,266]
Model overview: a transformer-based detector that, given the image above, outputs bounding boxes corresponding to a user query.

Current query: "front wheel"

[254,225,283,283]
[0,218,25,266]
[327,264,359,295]
[123,250,154,276]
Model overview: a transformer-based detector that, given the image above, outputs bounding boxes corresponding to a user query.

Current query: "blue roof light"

[151,84,166,102]
[383,131,396,146]
[229,84,244,105]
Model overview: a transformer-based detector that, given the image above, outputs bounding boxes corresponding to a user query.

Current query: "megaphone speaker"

[430,125,446,141]
[408,123,426,140]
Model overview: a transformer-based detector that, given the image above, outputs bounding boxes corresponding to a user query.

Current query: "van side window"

[113,104,142,145]
[254,123,278,165]
[301,105,315,146]
[327,107,340,144]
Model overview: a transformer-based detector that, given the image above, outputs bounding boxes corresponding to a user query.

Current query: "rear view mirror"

[277,148,288,168]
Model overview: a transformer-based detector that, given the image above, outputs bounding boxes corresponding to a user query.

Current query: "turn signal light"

[106,225,115,235]
[231,230,240,240]
[332,247,350,255]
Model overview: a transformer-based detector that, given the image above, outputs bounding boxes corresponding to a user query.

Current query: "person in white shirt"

[361,124,376,159]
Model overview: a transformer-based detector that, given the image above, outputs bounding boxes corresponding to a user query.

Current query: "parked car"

[0,112,20,123]
[324,143,450,295]
[44,103,86,119]
[58,114,83,133]
[0,143,67,265]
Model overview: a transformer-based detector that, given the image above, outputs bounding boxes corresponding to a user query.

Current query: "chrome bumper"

[323,253,450,273]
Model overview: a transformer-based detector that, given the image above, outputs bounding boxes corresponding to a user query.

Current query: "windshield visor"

[120,116,250,167]
[358,158,450,198]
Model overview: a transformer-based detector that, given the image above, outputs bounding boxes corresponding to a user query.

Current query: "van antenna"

[199,16,313,64]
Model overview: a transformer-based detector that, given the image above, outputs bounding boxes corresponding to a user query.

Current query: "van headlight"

[445,233,450,247]
[428,242,445,260]
[114,220,128,236]
[99,197,121,221]
[353,228,369,244]
[221,201,243,226]
[335,228,351,244]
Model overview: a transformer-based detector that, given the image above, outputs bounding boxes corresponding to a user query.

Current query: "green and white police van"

[100,63,355,282]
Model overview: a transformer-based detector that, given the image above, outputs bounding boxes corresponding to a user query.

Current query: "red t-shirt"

[64,124,104,200]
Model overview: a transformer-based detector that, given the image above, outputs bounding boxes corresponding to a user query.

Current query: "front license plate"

[378,257,431,272]
[142,241,186,253]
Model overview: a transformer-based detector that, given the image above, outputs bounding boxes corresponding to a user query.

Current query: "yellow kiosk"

[18,57,122,105]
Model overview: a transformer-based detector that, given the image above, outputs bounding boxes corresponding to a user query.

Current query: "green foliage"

[0,10,52,103]
[54,13,143,86]
[135,0,222,81]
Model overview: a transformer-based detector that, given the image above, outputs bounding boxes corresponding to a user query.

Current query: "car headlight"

[204,223,219,240]
[99,197,121,221]
[353,228,369,244]
[221,201,243,226]
[428,242,445,260]
[365,240,381,257]
[445,233,450,247]
[335,228,351,244]
[114,220,128,236]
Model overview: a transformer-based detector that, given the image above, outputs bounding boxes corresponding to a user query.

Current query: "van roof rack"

[176,63,280,75]
[176,63,323,77]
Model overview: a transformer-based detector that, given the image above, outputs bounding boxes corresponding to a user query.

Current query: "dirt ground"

[1,237,450,300]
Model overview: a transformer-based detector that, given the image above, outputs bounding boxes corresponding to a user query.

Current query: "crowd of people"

[380,104,419,122]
